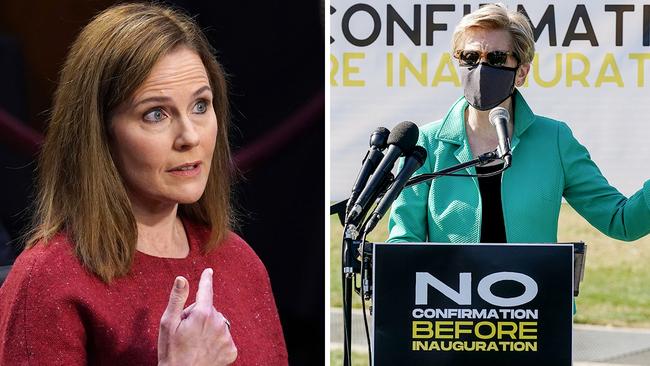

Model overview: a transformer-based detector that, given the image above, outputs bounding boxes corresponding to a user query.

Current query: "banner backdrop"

[372,243,573,365]
[331,1,650,200]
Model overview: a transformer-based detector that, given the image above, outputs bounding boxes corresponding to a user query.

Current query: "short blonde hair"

[451,4,535,65]
[28,3,234,282]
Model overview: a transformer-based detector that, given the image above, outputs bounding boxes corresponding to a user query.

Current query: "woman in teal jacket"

[388,5,650,244]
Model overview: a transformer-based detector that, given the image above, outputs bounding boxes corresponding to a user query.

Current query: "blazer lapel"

[434,96,476,172]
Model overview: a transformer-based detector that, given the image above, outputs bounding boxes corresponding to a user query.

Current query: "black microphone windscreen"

[369,127,390,149]
[410,146,427,165]
[387,121,419,152]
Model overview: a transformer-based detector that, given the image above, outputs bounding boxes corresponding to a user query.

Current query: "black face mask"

[460,63,518,111]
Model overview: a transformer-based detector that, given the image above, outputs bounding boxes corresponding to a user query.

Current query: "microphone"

[363,146,427,234]
[345,127,390,218]
[346,121,419,225]
[488,107,512,167]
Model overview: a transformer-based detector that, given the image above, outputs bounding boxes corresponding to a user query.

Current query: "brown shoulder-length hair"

[26,2,235,282]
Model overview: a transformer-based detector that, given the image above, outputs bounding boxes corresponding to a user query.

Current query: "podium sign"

[372,243,573,366]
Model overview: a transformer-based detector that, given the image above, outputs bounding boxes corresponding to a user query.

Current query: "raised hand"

[158,268,237,366]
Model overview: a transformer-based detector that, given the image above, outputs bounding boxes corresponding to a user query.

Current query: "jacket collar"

[434,89,536,147]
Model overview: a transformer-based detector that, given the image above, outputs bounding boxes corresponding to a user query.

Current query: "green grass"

[330,349,367,366]
[330,204,650,327]
[330,211,389,309]
[558,205,650,326]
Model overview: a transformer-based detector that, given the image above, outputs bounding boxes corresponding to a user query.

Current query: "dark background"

[0,1,324,364]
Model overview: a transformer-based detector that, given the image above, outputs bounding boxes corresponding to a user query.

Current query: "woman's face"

[110,46,217,211]
[461,27,529,86]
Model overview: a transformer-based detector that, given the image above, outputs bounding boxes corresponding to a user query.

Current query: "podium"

[370,243,584,366]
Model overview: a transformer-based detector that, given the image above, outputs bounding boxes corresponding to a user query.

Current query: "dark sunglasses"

[453,49,518,67]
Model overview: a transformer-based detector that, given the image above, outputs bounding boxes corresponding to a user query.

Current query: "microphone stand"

[341,170,393,366]
[404,149,505,188]
[338,148,507,366]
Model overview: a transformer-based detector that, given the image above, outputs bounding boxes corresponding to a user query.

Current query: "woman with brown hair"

[0,3,287,365]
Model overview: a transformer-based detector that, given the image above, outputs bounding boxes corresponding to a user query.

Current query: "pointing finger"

[195,268,214,309]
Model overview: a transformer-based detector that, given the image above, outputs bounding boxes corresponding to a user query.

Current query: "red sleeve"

[253,257,288,365]
[0,243,87,365]
[227,233,288,366]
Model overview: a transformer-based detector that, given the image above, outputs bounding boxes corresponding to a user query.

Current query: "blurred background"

[0,0,324,364]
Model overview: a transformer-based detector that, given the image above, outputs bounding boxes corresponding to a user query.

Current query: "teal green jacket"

[387,91,650,243]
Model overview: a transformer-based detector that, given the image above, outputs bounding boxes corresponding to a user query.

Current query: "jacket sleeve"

[559,122,650,241]
[229,234,288,365]
[387,132,432,243]
[0,249,87,365]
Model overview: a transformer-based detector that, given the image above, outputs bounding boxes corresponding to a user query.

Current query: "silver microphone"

[488,107,512,167]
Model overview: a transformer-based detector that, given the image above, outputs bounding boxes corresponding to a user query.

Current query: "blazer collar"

[434,89,536,146]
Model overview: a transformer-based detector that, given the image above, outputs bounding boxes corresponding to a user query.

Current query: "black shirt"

[475,163,506,243]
